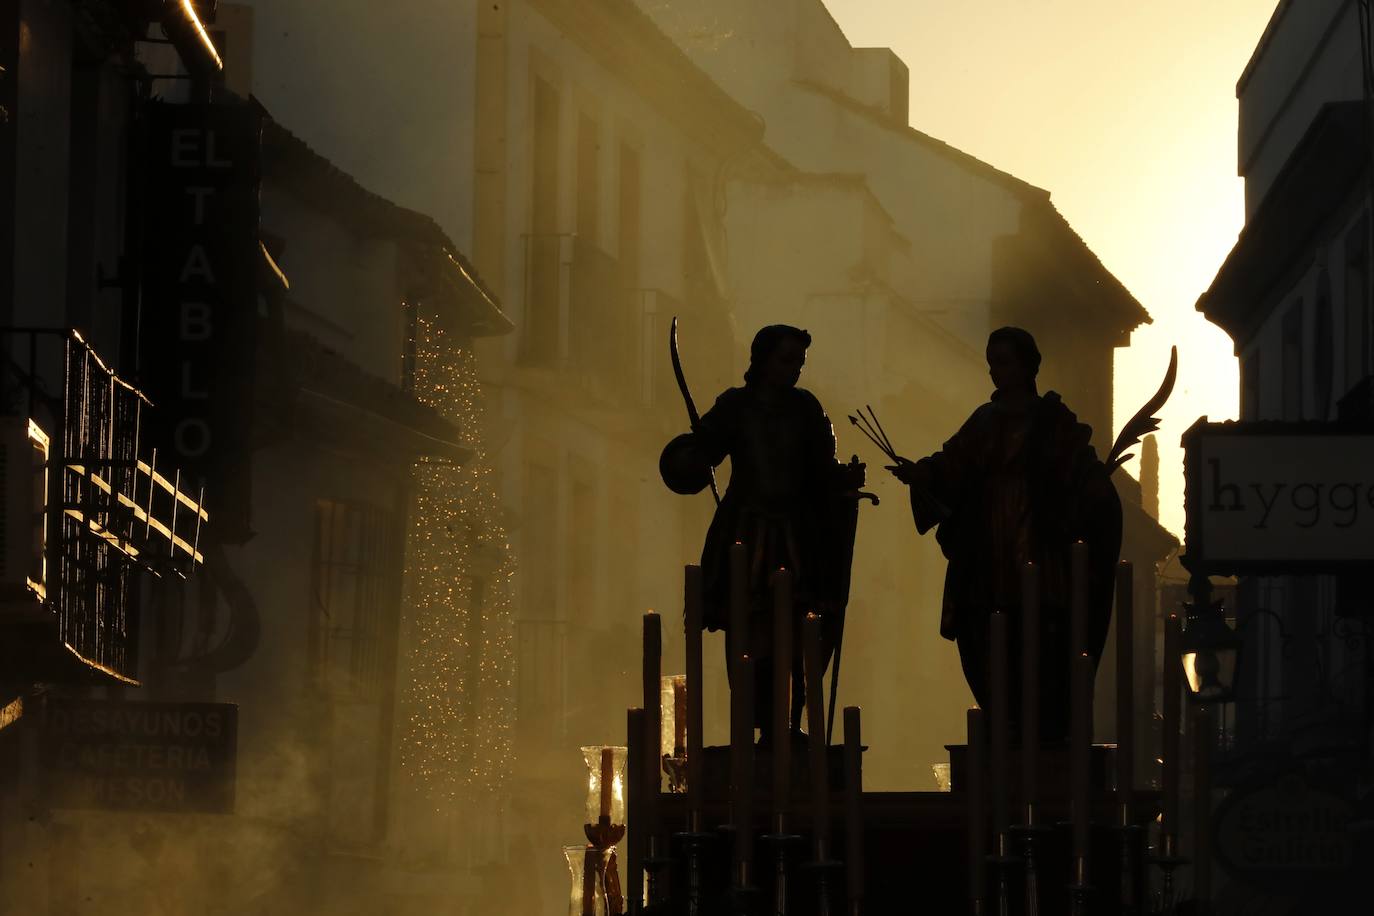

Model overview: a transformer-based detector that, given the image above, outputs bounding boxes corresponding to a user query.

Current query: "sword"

[669,316,721,506]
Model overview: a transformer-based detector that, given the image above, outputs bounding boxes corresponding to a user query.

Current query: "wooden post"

[684,565,705,832]
[729,542,749,670]
[843,707,864,916]
[1020,562,1040,825]
[804,613,831,863]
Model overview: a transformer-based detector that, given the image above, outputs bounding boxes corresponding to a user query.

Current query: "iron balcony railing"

[0,328,207,682]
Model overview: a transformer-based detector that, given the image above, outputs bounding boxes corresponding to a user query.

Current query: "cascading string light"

[398,310,516,804]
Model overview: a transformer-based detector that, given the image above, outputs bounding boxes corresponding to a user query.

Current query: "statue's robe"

[911,390,1121,740]
[683,384,854,730]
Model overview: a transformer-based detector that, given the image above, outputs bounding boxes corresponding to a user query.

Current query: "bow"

[669,316,721,505]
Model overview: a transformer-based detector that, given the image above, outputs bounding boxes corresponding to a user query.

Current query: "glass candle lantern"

[660,674,687,759]
[581,746,628,827]
[564,844,612,916]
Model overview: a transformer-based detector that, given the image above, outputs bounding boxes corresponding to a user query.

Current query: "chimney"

[1141,434,1160,521]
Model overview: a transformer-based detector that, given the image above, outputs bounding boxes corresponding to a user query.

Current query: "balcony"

[519,233,638,403]
[0,329,206,684]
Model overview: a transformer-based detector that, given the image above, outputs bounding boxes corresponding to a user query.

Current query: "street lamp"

[1179,570,1241,703]
[1181,608,1241,704]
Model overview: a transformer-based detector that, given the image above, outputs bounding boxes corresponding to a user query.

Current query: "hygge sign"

[42,700,237,813]
[1183,421,1374,570]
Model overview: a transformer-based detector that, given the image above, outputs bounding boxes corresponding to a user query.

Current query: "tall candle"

[843,706,865,907]
[1071,652,1093,865]
[600,746,614,820]
[626,706,644,905]
[1020,561,1040,824]
[732,655,756,879]
[989,611,1010,842]
[729,542,749,671]
[1161,614,1182,842]
[642,612,662,844]
[685,565,705,830]
[772,567,793,826]
[804,613,831,862]
[1071,540,1089,658]
[966,707,987,909]
[1115,562,1134,814]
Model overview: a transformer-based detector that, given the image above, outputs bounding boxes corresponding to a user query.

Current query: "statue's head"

[745,324,811,389]
[986,326,1040,395]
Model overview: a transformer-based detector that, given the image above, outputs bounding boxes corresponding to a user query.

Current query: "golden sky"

[822,0,1280,536]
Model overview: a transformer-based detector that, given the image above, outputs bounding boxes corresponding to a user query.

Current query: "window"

[1344,214,1370,387]
[1282,301,1303,420]
[1313,270,1334,419]
[619,143,641,289]
[309,499,400,697]
[576,113,599,242]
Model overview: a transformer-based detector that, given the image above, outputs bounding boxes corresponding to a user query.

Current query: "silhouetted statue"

[890,327,1124,741]
[660,324,865,738]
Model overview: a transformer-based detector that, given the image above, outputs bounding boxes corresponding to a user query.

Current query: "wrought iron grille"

[1,328,206,682]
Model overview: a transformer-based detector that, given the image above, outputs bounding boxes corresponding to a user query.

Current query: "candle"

[804,613,831,862]
[989,610,1010,842]
[729,542,749,672]
[1071,652,1093,865]
[773,567,793,826]
[1020,561,1040,824]
[642,612,662,845]
[626,706,644,903]
[966,707,987,909]
[1115,562,1134,814]
[1161,614,1182,842]
[843,706,864,906]
[600,746,614,820]
[732,655,756,879]
[1071,540,1089,658]
[674,678,687,757]
[685,565,705,831]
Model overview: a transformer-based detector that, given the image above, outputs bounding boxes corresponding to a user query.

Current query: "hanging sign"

[41,699,237,813]
[1182,420,1374,571]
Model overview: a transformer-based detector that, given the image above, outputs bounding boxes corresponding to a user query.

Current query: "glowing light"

[397,308,515,802]
[178,0,224,72]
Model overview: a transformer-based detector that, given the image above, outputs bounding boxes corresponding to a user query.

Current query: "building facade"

[1195,1,1371,910]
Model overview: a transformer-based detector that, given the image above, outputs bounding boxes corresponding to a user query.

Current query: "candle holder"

[759,826,803,916]
[1067,853,1093,916]
[670,827,714,916]
[1145,833,1189,916]
[1112,804,1144,916]
[566,844,615,916]
[801,859,843,916]
[582,746,628,916]
[1010,820,1053,916]
[985,831,1018,916]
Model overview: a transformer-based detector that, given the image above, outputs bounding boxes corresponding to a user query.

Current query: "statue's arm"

[691,390,738,467]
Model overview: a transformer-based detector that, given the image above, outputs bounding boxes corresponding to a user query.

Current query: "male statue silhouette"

[889,327,1131,741]
[660,325,865,741]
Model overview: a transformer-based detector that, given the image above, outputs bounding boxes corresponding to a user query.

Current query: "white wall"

[1237,0,1363,214]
